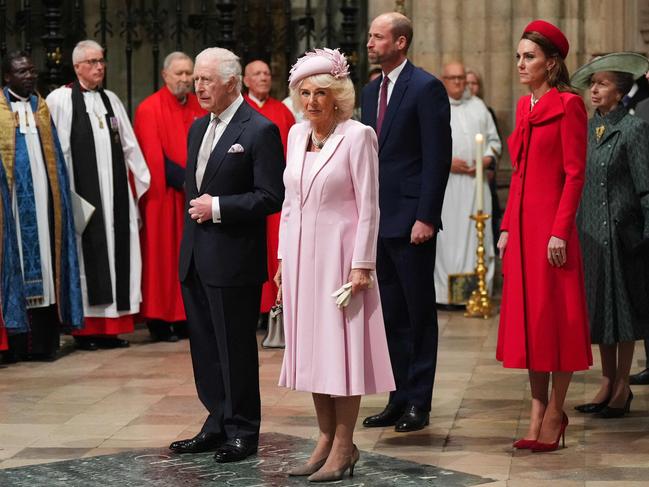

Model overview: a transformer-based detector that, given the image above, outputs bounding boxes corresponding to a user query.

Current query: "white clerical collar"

[248,93,267,107]
[449,89,472,106]
[211,94,244,125]
[79,80,100,92]
[383,58,408,85]
[7,88,30,102]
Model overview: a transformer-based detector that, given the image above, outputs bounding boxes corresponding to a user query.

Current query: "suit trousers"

[377,236,438,411]
[181,260,262,442]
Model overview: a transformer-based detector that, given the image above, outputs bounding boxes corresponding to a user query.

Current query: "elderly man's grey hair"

[163,51,193,71]
[195,47,242,92]
[72,40,104,64]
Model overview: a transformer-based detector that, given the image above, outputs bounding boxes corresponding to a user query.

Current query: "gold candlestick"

[465,211,493,319]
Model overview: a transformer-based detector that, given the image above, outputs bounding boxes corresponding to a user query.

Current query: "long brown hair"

[522,31,576,93]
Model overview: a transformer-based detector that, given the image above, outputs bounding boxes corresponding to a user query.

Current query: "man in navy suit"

[169,47,284,461]
[361,12,451,432]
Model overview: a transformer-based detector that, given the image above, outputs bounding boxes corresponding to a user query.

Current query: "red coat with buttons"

[496,88,592,371]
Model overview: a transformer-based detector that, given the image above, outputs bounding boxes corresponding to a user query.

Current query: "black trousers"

[377,236,438,411]
[181,262,262,442]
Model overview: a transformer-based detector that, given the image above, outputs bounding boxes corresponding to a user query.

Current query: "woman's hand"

[274,261,282,303]
[349,268,372,296]
[497,231,509,259]
[547,236,567,267]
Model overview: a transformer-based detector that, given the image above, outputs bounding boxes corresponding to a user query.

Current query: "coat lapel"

[198,103,250,193]
[378,60,412,149]
[187,115,209,196]
[301,129,345,205]
[364,78,380,130]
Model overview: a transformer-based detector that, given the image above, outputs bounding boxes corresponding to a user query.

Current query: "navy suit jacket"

[179,101,285,286]
[361,60,451,237]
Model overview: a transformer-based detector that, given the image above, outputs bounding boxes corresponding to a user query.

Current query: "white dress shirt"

[377,58,408,111]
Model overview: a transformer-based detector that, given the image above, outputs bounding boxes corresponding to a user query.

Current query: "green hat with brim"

[571,52,649,90]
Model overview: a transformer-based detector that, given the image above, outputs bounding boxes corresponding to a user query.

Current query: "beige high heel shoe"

[307,445,359,482]
[287,457,327,476]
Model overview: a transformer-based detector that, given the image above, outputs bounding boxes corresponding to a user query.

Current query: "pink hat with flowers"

[288,48,350,88]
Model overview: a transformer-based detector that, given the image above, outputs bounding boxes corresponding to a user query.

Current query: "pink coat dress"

[278,119,395,396]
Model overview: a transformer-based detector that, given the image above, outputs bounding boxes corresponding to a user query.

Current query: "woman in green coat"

[572,53,649,419]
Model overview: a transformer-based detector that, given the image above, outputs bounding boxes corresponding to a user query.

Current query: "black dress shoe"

[213,438,258,463]
[169,432,225,453]
[599,391,633,419]
[574,398,610,413]
[630,368,649,385]
[74,337,99,351]
[362,403,404,428]
[97,337,130,349]
[395,405,430,432]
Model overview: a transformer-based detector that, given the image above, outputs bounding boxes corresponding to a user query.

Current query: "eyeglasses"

[78,58,107,67]
[443,75,466,82]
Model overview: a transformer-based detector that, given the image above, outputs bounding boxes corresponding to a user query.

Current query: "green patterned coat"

[577,106,649,344]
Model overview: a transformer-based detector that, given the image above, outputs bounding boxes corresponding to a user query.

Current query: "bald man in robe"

[242,60,294,319]
[135,52,206,342]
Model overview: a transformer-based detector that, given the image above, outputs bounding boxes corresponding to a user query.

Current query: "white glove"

[331,277,373,309]
[332,282,353,309]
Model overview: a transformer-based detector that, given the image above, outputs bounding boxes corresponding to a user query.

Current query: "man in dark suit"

[169,47,284,462]
[361,12,451,432]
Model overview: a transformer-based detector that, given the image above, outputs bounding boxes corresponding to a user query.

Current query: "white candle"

[475,133,484,212]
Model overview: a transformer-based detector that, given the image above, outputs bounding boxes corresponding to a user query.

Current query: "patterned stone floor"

[1,310,649,486]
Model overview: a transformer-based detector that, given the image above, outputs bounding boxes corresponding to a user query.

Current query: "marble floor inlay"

[2,310,649,486]
[0,432,492,486]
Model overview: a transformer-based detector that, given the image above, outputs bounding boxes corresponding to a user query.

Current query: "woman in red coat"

[497,20,592,452]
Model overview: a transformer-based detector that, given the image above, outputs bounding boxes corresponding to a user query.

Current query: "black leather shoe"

[395,405,430,432]
[599,391,633,419]
[574,398,609,413]
[97,337,130,349]
[74,337,99,351]
[630,368,649,385]
[169,432,225,453]
[362,403,404,428]
[213,438,258,463]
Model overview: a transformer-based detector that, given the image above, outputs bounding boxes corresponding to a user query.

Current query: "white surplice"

[9,97,55,308]
[434,93,501,304]
[46,86,150,318]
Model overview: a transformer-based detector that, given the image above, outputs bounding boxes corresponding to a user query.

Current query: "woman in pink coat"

[275,48,394,481]
[497,20,591,452]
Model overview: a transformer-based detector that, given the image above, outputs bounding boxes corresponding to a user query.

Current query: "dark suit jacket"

[179,101,285,286]
[361,60,451,237]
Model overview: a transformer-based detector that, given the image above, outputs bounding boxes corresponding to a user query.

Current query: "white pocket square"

[228,143,244,153]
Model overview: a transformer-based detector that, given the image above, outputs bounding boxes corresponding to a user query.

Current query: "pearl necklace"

[311,123,337,150]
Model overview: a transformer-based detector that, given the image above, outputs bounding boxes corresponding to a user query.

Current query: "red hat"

[523,20,569,59]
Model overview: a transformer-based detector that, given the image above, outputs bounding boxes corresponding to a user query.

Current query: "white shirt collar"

[210,94,244,125]
[383,58,408,85]
[247,92,267,107]
[7,88,30,102]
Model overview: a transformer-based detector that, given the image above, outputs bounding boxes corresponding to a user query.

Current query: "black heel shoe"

[574,396,610,414]
[599,390,633,419]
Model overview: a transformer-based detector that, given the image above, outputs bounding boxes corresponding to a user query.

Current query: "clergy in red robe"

[243,60,294,315]
[134,52,206,342]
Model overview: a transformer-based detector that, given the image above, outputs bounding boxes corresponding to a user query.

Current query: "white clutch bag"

[70,190,95,234]
[331,277,373,309]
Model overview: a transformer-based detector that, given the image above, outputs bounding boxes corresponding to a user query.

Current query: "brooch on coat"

[595,124,606,142]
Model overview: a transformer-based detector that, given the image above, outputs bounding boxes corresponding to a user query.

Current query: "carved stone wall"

[368,0,649,179]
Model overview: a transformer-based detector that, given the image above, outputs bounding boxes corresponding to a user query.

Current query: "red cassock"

[0,318,7,351]
[244,94,295,313]
[497,88,592,372]
[134,86,206,322]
